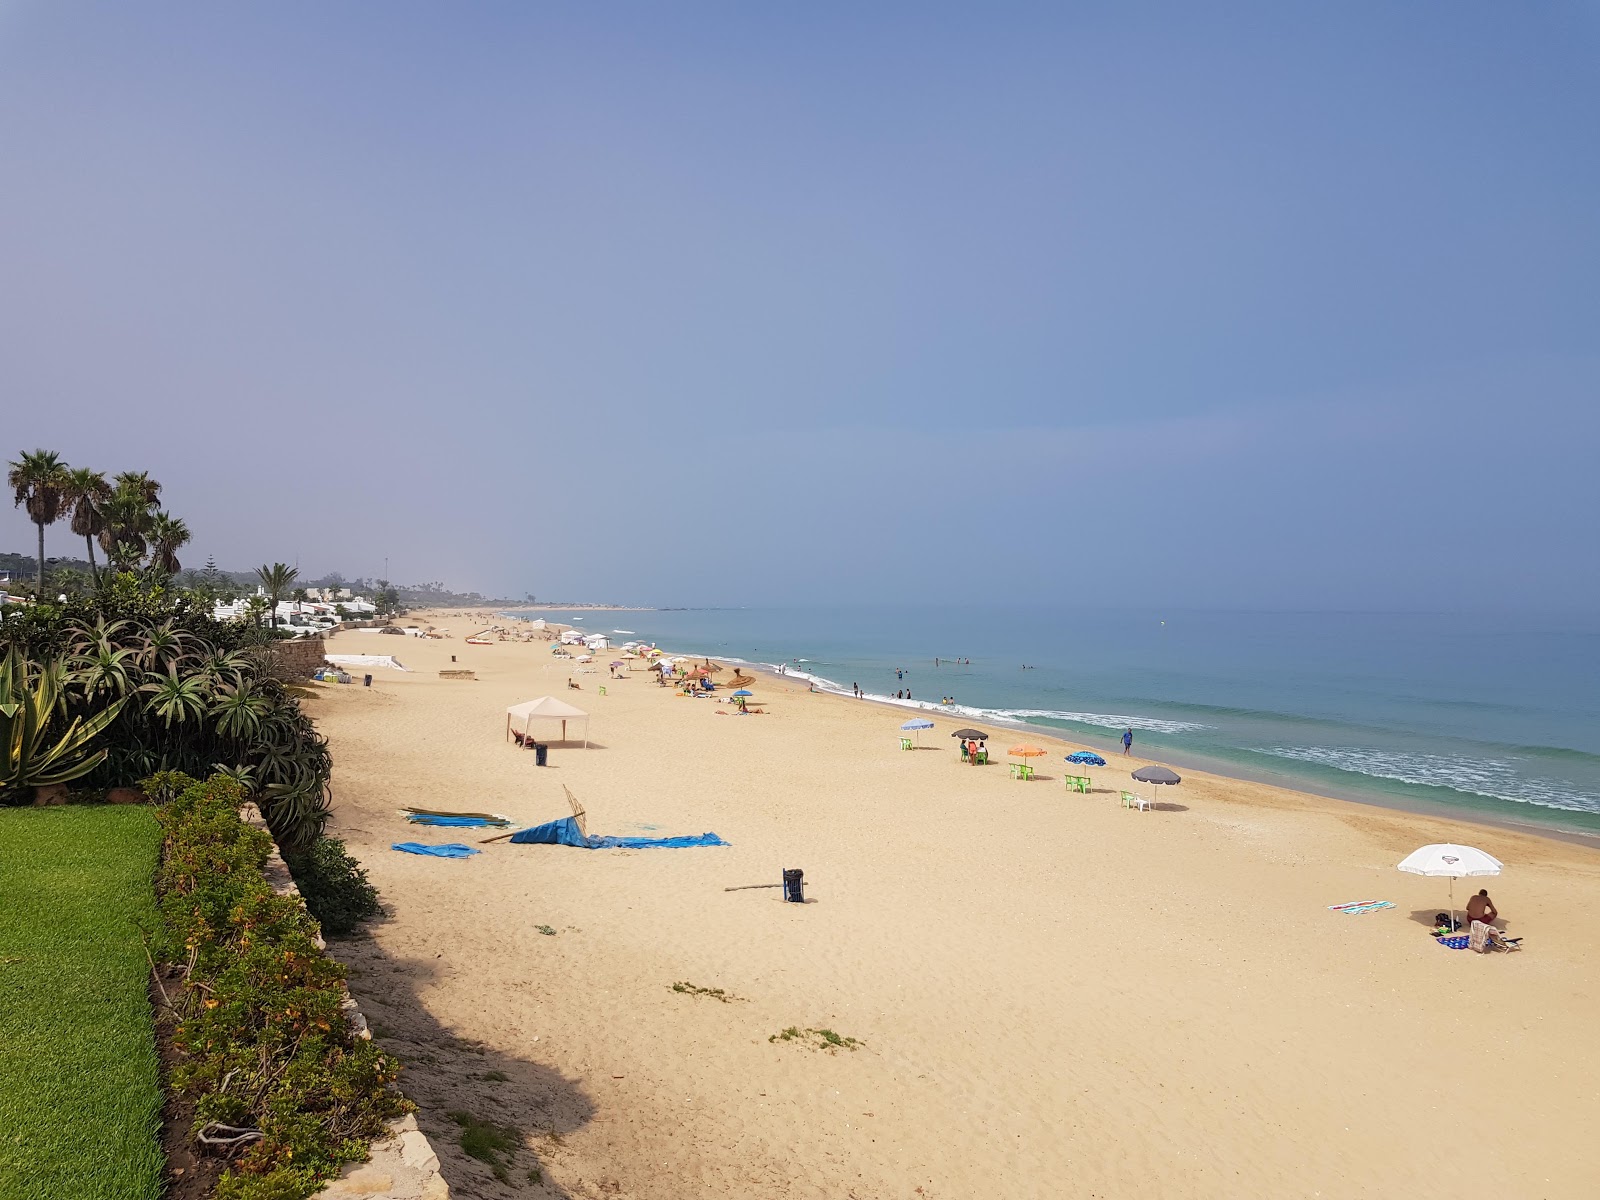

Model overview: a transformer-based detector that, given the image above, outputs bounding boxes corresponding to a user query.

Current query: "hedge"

[149,773,411,1200]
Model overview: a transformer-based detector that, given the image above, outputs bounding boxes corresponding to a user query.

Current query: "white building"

[213,589,377,628]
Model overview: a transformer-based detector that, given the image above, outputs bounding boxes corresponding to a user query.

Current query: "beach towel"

[1436,935,1470,950]
[391,842,481,858]
[507,816,728,850]
[1327,900,1395,915]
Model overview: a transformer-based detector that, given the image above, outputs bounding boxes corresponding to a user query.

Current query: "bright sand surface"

[312,614,1600,1200]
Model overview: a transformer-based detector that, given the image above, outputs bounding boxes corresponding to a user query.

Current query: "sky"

[2,2,1596,609]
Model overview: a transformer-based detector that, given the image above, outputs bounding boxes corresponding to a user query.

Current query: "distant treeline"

[0,552,537,609]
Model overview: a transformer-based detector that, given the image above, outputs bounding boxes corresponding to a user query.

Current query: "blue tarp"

[392,842,481,857]
[507,816,728,849]
[405,814,506,827]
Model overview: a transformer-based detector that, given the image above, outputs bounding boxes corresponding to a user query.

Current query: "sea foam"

[721,658,1206,737]
[1258,745,1600,815]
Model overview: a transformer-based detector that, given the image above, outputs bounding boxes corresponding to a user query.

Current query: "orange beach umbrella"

[1008,744,1047,758]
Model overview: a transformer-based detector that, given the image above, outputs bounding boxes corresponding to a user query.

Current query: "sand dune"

[310,615,1600,1199]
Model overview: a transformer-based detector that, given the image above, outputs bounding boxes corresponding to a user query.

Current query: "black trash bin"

[363,674,372,688]
[782,868,805,903]
[533,743,549,767]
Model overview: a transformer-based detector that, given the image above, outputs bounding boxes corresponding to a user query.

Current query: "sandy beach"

[309,613,1600,1199]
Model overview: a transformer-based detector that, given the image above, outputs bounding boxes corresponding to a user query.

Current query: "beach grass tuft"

[768,1025,864,1052]
[671,980,745,1002]
[450,1109,521,1182]
[0,806,165,1200]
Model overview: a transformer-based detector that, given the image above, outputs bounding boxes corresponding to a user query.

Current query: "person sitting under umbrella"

[1465,889,1499,928]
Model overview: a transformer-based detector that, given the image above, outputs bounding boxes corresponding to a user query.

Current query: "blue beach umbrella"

[1066,751,1107,767]
[901,717,935,746]
[732,689,754,697]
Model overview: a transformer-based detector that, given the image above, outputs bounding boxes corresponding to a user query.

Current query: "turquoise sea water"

[510,606,1600,839]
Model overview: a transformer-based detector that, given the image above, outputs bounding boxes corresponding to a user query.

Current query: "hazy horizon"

[4,4,1596,611]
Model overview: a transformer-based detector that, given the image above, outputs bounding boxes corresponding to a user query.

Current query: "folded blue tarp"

[405,814,504,827]
[392,842,481,857]
[507,816,727,849]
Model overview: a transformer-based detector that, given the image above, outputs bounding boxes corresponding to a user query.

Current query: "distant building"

[213,590,376,627]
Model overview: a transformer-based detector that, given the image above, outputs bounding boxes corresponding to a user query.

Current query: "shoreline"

[685,652,1600,853]
[779,667,1600,852]
[447,613,1600,851]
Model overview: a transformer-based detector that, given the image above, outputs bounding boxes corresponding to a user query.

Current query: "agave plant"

[194,648,254,691]
[67,616,132,659]
[211,680,271,740]
[138,662,211,728]
[136,618,196,671]
[209,762,258,793]
[0,647,125,800]
[70,643,139,699]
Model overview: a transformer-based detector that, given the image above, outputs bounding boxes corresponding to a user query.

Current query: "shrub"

[0,589,335,849]
[153,773,410,1198]
[283,837,381,937]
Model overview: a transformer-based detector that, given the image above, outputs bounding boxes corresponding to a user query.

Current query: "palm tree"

[112,471,162,509]
[291,587,308,618]
[98,490,153,572]
[7,449,69,593]
[61,467,112,583]
[146,512,192,576]
[254,563,299,629]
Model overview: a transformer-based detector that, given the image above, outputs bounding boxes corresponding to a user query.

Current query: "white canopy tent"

[505,696,591,747]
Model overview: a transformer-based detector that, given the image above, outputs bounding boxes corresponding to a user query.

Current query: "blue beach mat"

[507,816,727,850]
[405,814,506,828]
[1436,935,1470,950]
[392,842,481,858]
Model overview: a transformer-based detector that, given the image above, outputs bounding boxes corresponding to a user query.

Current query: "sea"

[504,605,1600,841]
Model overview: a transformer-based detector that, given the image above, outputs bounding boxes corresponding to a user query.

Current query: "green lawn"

[0,806,164,1200]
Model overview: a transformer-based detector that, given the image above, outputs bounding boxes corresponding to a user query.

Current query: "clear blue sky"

[3,3,1595,608]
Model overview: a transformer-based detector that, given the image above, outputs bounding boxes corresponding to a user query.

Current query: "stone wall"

[266,636,330,679]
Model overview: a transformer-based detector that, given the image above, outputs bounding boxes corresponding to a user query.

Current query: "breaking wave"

[719,659,1206,736]
[1257,746,1600,815]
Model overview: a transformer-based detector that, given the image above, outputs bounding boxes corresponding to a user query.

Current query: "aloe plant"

[0,647,125,799]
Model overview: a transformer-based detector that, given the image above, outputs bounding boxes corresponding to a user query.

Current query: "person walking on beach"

[852,682,860,698]
[1122,728,1133,756]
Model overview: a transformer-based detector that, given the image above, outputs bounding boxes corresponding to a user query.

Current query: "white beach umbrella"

[1397,843,1503,928]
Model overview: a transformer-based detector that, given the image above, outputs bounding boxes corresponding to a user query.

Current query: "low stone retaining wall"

[240,804,450,1200]
[265,636,330,679]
